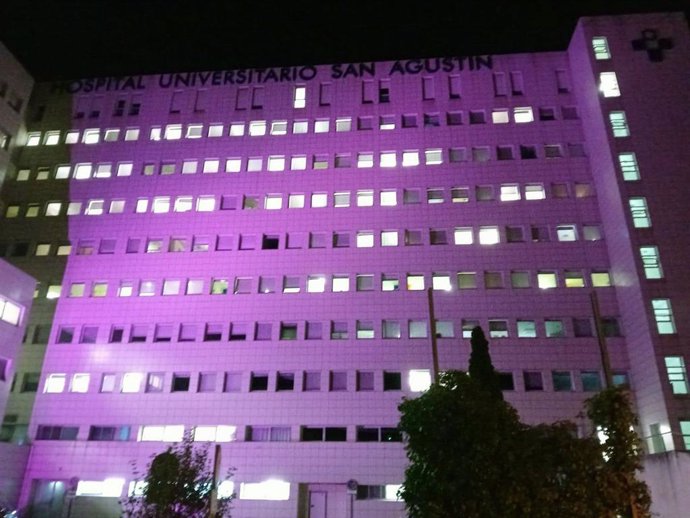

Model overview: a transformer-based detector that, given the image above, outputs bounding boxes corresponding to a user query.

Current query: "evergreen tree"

[468,326,503,400]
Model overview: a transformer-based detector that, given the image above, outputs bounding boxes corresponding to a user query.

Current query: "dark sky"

[1,0,689,81]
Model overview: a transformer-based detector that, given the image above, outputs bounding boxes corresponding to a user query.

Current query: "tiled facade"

[1,11,690,518]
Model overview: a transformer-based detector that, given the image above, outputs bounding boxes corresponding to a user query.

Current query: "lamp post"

[427,288,440,382]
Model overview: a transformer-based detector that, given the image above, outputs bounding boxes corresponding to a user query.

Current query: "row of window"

[25,104,581,147]
[1,219,605,261]
[40,368,614,397]
[57,268,614,302]
[42,369,430,395]
[2,183,599,220]
[15,143,586,185]
[52,315,622,346]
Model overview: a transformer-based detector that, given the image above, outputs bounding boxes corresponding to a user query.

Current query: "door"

[309,490,327,518]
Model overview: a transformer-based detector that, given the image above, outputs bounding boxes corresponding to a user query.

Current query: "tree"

[468,326,502,401]
[122,432,234,518]
[586,386,651,518]
[398,326,650,518]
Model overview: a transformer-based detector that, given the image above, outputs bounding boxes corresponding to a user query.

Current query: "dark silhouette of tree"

[122,432,233,518]
[468,325,503,400]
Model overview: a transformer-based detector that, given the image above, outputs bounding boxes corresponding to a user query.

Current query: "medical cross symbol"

[632,29,673,62]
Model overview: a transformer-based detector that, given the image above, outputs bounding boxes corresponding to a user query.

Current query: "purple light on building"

[2,11,690,518]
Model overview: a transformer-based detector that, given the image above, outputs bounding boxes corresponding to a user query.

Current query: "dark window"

[356,426,379,442]
[302,427,323,441]
[250,373,269,391]
[383,371,402,391]
[171,374,190,392]
[110,326,124,343]
[524,371,544,391]
[325,427,347,441]
[602,317,621,337]
[498,372,515,391]
[36,425,78,441]
[262,235,280,250]
[520,145,537,159]
[276,372,295,391]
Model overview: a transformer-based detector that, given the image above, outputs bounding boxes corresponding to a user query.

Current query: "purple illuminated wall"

[3,12,689,518]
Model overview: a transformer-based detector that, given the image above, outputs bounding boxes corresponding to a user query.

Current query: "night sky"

[1,0,689,81]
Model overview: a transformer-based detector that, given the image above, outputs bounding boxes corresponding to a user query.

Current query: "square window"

[357,371,375,391]
[330,371,347,391]
[457,272,477,289]
[407,274,425,291]
[356,320,375,339]
[517,320,536,338]
[524,371,543,391]
[402,150,420,167]
[146,373,165,393]
[552,371,573,392]
[545,320,565,338]
[488,320,509,338]
[409,320,428,339]
[382,274,400,292]
[303,371,321,391]
[276,372,295,391]
[484,271,504,289]
[280,322,298,340]
[305,322,322,340]
[383,371,402,391]
[537,272,557,289]
[331,321,349,340]
[255,322,273,340]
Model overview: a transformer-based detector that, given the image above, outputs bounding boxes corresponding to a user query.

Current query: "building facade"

[1,11,689,518]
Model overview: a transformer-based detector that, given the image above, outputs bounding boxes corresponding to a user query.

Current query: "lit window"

[124,128,139,141]
[564,271,585,288]
[229,122,245,136]
[82,128,100,144]
[357,152,374,168]
[356,231,374,248]
[514,107,534,123]
[357,320,375,339]
[291,155,307,170]
[194,425,237,442]
[380,152,396,168]
[44,131,60,145]
[409,320,428,338]
[454,227,473,245]
[556,224,578,241]
[44,373,66,393]
[335,118,351,132]
[307,275,326,293]
[208,124,223,137]
[500,184,520,201]
[664,357,688,394]
[249,120,267,136]
[425,149,443,165]
[70,373,90,393]
[592,36,611,59]
[164,124,182,140]
[524,184,545,200]
[402,150,419,167]
[224,158,241,173]
[64,130,79,144]
[292,120,308,134]
[77,200,101,217]
[408,370,431,392]
[591,272,611,287]
[599,72,620,97]
[380,190,397,206]
[382,275,400,291]
[240,480,290,501]
[517,320,537,338]
[311,193,327,208]
[203,159,219,174]
[152,197,170,213]
[332,275,350,292]
[267,156,285,172]
[652,299,676,334]
[121,373,143,393]
[629,197,651,228]
[139,425,184,442]
[117,163,133,176]
[270,120,288,135]
[491,109,509,124]
[45,202,62,216]
[314,119,329,133]
[618,153,640,181]
[26,132,41,146]
[264,194,283,210]
[381,230,398,247]
[640,246,663,279]
[478,226,500,245]
[356,190,374,207]
[5,205,19,218]
[173,196,192,212]
[46,285,62,299]
[14,169,29,182]
[432,273,452,291]
[294,86,306,108]
[74,163,92,180]
[538,272,558,289]
[545,320,565,338]
[407,274,425,291]
[196,196,215,212]
[609,111,629,137]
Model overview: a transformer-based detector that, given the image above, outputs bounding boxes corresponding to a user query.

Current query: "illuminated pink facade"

[2,11,690,518]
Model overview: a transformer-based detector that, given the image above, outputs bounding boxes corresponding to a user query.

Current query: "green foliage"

[468,326,502,401]
[399,371,616,518]
[399,328,651,518]
[586,386,651,518]
[122,433,233,518]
